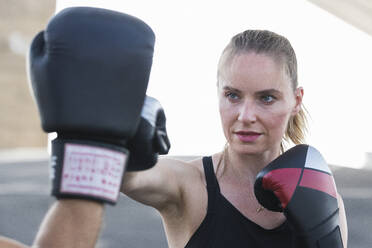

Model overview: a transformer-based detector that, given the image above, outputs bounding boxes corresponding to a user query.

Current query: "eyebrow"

[255,89,282,96]
[222,86,282,96]
[222,86,241,93]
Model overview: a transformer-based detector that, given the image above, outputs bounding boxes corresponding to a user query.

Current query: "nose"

[237,100,257,123]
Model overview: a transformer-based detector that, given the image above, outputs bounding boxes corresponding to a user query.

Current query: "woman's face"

[218,52,303,156]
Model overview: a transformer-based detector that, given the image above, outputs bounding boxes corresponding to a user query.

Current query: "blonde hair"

[217,30,308,149]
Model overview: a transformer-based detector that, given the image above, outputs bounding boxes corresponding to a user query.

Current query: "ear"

[291,87,304,116]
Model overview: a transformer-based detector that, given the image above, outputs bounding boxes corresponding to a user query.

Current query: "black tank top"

[184,156,295,248]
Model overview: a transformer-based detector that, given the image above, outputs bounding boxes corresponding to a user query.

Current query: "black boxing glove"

[27,7,155,205]
[254,145,343,248]
[126,96,170,171]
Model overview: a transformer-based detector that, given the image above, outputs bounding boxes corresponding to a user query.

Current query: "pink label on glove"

[60,143,127,202]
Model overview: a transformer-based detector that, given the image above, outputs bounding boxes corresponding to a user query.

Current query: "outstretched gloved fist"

[28,7,155,205]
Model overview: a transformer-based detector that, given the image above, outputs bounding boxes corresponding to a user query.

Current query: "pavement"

[0,153,371,247]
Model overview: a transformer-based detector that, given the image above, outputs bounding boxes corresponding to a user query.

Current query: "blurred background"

[1,0,372,247]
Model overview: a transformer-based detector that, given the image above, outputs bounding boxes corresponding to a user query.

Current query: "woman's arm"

[121,157,192,213]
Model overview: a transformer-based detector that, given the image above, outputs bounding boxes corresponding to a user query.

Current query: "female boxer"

[122,30,348,247]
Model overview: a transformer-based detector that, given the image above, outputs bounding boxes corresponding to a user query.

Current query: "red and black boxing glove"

[254,145,343,248]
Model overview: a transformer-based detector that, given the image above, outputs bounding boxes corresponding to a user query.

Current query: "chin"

[230,142,266,156]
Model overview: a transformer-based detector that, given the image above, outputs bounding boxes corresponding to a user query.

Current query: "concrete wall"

[0,0,55,148]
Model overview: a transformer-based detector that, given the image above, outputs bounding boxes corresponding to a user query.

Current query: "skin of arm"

[0,236,29,248]
[337,193,348,248]
[32,199,104,248]
[122,157,210,248]
[121,158,187,212]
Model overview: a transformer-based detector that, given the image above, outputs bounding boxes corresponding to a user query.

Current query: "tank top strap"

[202,156,221,214]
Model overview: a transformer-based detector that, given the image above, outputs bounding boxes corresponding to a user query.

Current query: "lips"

[235,131,261,135]
[234,131,262,142]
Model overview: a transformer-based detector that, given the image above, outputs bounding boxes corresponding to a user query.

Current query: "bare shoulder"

[157,156,205,184]
[156,155,208,208]
[171,152,223,184]
[121,155,207,211]
[157,154,224,247]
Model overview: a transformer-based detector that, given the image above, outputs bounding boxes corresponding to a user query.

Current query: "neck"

[219,145,281,182]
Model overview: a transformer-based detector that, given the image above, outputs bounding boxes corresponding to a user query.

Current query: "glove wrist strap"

[50,138,129,205]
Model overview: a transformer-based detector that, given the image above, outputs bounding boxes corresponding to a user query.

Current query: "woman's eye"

[261,95,276,104]
[226,92,239,100]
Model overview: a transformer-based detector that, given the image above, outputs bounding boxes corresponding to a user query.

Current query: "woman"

[122,30,348,247]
